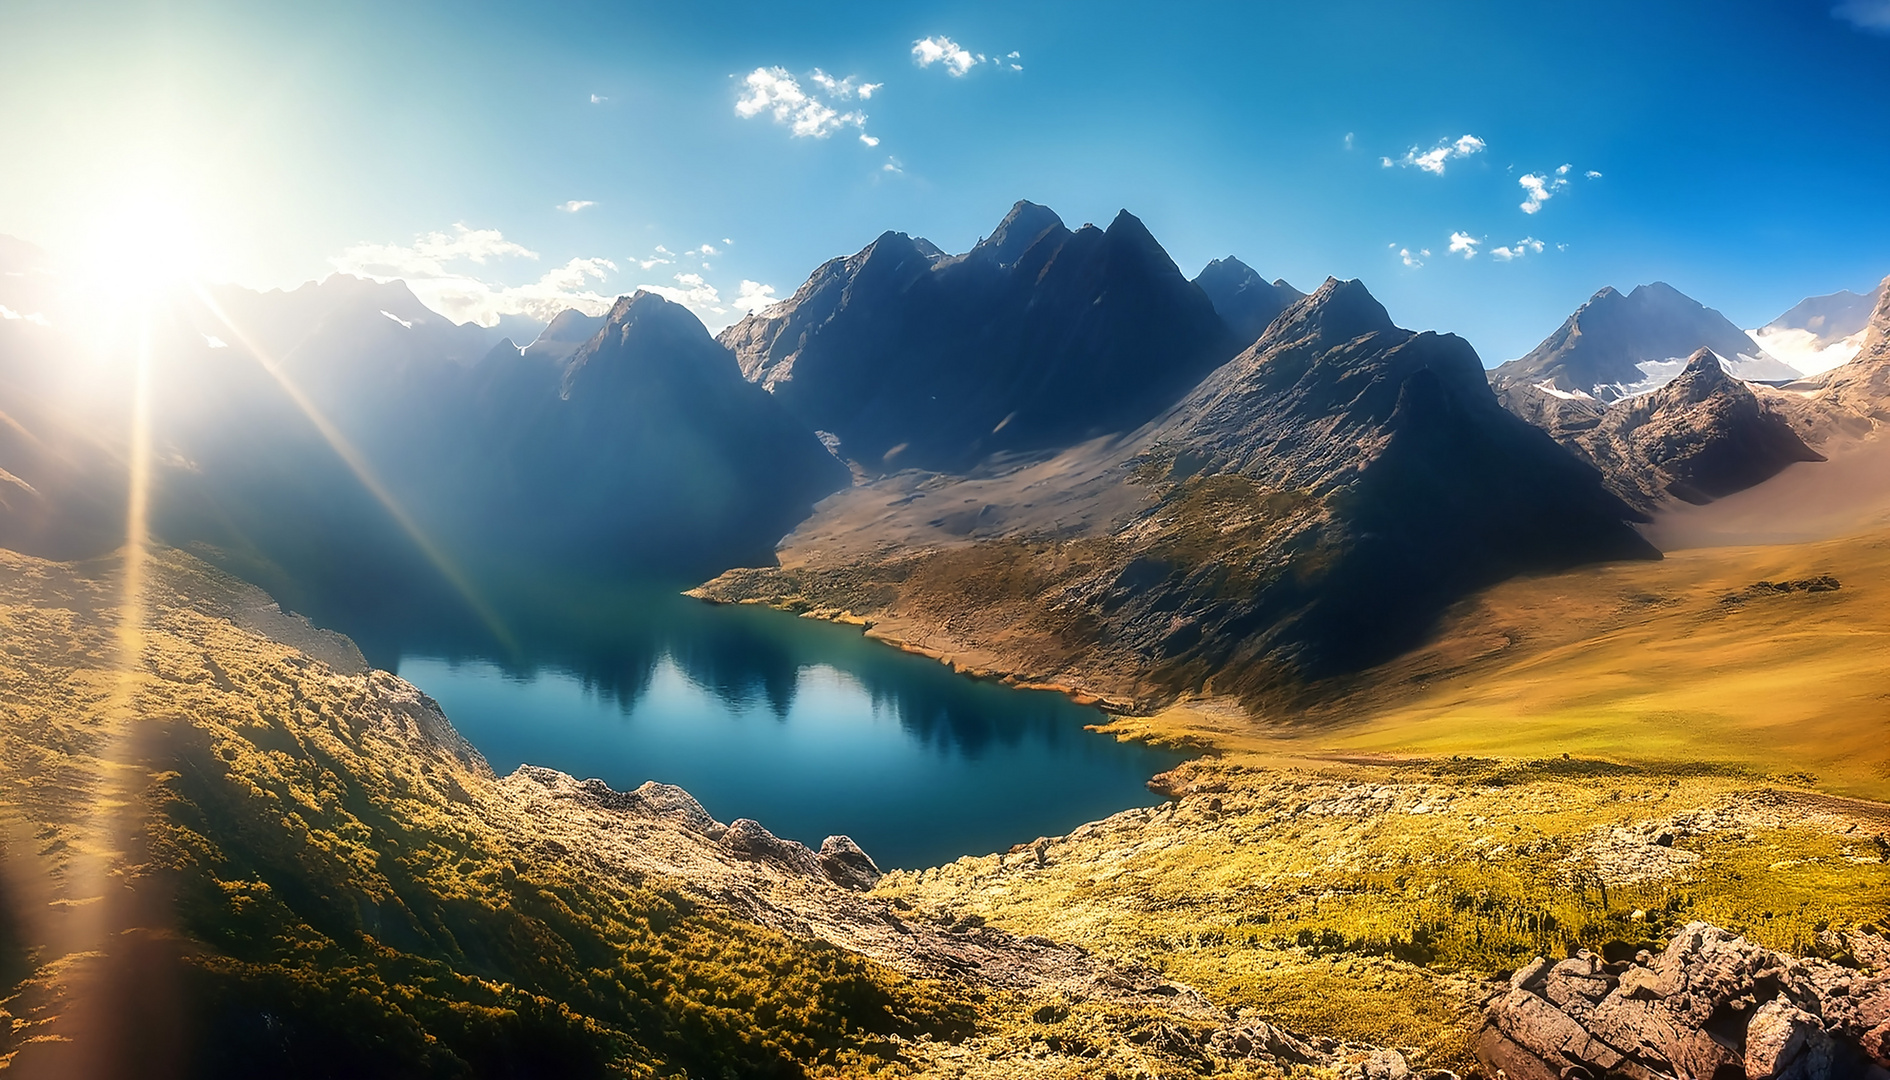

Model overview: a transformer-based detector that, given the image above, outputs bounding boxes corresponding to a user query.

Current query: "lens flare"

[188,284,516,653]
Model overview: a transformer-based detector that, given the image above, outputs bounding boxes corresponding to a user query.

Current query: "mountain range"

[717,200,1244,472]
[3,207,1885,698]
[699,273,1656,707]
[1489,281,1801,403]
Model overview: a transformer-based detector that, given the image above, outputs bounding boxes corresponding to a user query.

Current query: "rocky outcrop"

[716,200,1240,471]
[1492,282,1800,402]
[1193,255,1304,346]
[1481,923,1890,1080]
[1505,349,1825,512]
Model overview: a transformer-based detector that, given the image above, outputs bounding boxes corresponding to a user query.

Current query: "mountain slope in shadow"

[699,277,1657,708]
[719,200,1241,472]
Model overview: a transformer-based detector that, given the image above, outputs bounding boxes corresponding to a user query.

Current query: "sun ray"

[187,283,517,655]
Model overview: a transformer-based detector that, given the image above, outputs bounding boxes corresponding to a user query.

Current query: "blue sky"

[4,0,1888,361]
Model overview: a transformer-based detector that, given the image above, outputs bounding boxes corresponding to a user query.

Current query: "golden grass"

[1109,529,1890,799]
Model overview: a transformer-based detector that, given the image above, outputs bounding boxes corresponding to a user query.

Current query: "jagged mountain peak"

[1260,276,1400,353]
[716,200,1237,471]
[972,201,1066,267]
[1492,279,1796,401]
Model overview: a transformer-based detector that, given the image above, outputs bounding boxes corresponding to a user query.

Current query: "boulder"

[817,835,883,891]
[1480,922,1890,1080]
[719,819,825,877]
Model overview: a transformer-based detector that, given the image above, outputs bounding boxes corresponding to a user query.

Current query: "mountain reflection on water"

[292,569,1185,868]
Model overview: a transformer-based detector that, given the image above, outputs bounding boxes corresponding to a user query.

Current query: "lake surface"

[341,579,1183,869]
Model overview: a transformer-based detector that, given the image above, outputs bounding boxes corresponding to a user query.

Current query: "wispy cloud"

[1385,134,1486,175]
[1586,170,1603,179]
[589,94,607,104]
[735,66,874,141]
[0,305,49,325]
[1344,132,1355,150]
[556,200,595,213]
[1448,231,1480,259]
[912,36,1020,75]
[330,225,621,325]
[1834,0,1890,32]
[331,224,535,279]
[1491,237,1546,261]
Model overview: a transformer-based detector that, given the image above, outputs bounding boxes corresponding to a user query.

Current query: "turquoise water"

[381,589,1183,869]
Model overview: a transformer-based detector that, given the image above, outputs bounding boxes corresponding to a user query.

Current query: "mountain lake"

[315,575,1185,870]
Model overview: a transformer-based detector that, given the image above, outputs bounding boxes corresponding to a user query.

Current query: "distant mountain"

[1490,282,1800,402]
[521,307,606,364]
[2,277,849,624]
[700,277,1656,706]
[1500,349,1824,512]
[463,292,850,573]
[1192,256,1303,346]
[718,200,1239,471]
[1748,282,1884,376]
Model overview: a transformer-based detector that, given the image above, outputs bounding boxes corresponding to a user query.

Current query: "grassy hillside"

[0,549,972,1079]
[882,527,1890,1072]
[1112,527,1890,799]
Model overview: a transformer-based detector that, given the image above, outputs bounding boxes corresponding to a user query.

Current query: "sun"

[75,174,209,304]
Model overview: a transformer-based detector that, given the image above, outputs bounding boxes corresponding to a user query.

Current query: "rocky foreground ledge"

[1483,922,1890,1080]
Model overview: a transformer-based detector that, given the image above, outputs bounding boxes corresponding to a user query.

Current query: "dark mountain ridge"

[700,276,1658,706]
[1,278,848,627]
[1191,256,1303,347]
[718,200,1242,471]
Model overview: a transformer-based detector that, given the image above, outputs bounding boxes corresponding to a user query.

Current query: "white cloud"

[590,94,607,104]
[809,69,879,101]
[882,157,904,174]
[913,36,1019,75]
[1518,171,1572,213]
[1344,132,1355,150]
[1556,163,1571,176]
[638,271,722,313]
[696,244,719,256]
[913,35,983,75]
[1586,170,1603,179]
[557,200,596,213]
[1448,232,1480,259]
[203,333,227,348]
[733,279,779,314]
[330,225,623,326]
[1399,247,1424,268]
[331,224,536,280]
[1491,236,1546,261]
[1834,0,1890,32]
[860,133,880,146]
[1389,134,1486,175]
[0,305,49,325]
[735,66,875,142]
